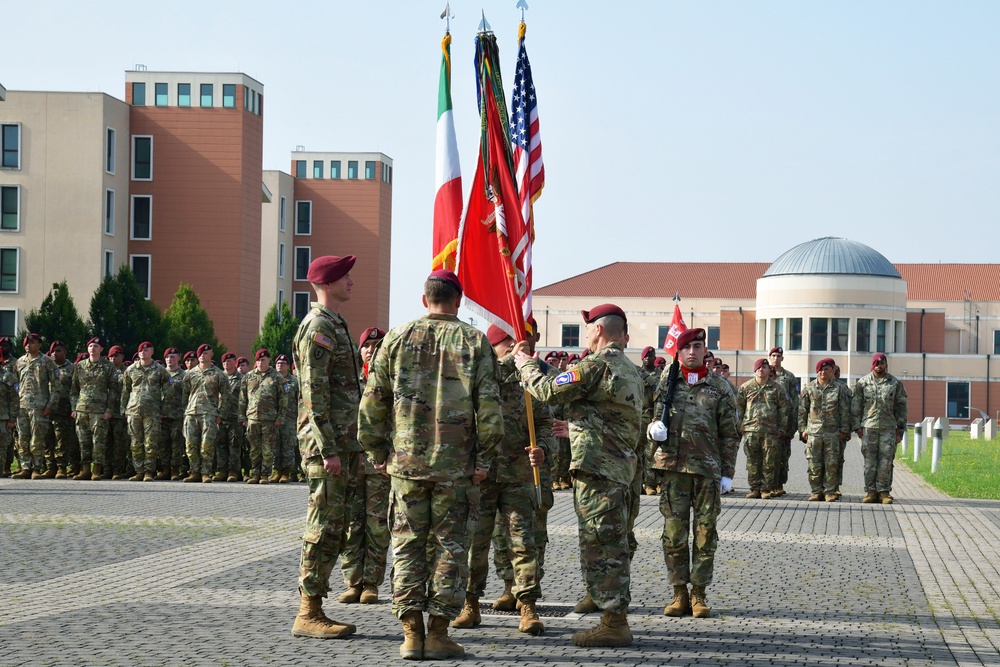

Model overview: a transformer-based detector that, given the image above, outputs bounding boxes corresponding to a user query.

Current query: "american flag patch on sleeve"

[312,332,332,349]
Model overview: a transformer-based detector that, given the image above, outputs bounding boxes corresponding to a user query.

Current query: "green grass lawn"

[898,429,1000,500]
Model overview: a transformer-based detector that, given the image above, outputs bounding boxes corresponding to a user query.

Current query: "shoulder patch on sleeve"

[555,370,581,386]
[312,332,332,349]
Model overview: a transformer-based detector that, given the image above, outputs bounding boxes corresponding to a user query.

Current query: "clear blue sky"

[6,1,999,326]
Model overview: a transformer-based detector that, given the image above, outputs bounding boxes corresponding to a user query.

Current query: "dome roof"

[763,237,901,279]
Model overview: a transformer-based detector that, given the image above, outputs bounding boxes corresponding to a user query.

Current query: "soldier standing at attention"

[215,352,244,482]
[159,348,186,480]
[737,359,790,499]
[183,352,197,371]
[240,349,287,485]
[768,346,798,497]
[0,346,20,478]
[513,303,642,647]
[648,328,739,619]
[47,341,77,478]
[70,337,114,481]
[105,346,130,480]
[833,365,852,499]
[359,269,503,659]
[122,342,170,482]
[290,255,363,641]
[852,353,908,504]
[798,358,852,502]
[181,344,231,483]
[15,334,59,479]
[0,337,16,477]
[272,353,298,484]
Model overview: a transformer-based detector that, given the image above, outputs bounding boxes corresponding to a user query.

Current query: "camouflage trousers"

[106,417,130,475]
[341,468,391,588]
[806,434,842,494]
[0,420,14,472]
[159,417,185,469]
[128,416,160,474]
[46,413,77,468]
[862,427,898,494]
[467,478,539,601]
[493,465,553,586]
[573,471,631,613]
[837,439,848,487]
[389,476,474,620]
[553,437,571,479]
[743,432,782,492]
[643,437,662,489]
[74,411,108,467]
[778,436,792,486]
[275,423,297,471]
[299,452,360,597]
[246,420,278,476]
[214,419,242,475]
[183,414,218,477]
[659,470,721,587]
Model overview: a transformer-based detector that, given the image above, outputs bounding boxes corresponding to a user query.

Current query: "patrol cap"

[753,358,769,373]
[163,347,180,360]
[816,358,836,372]
[307,255,356,284]
[108,345,124,357]
[675,328,706,350]
[769,346,783,356]
[427,269,462,294]
[486,324,512,346]
[221,352,236,362]
[183,351,196,361]
[871,352,887,369]
[236,356,249,366]
[275,353,290,364]
[86,336,104,349]
[48,340,65,354]
[138,341,154,352]
[641,346,655,359]
[358,327,386,346]
[581,303,627,324]
[254,348,270,361]
[196,344,213,357]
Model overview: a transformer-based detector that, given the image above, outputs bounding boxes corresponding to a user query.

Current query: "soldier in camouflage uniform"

[159,348,186,480]
[737,358,791,499]
[121,342,169,481]
[14,334,59,478]
[514,303,642,648]
[181,344,232,483]
[1,337,16,477]
[102,346,130,479]
[236,356,251,475]
[768,346,799,497]
[798,358,852,502]
[214,352,244,482]
[359,269,503,659]
[272,353,298,483]
[852,353,908,504]
[47,341,79,478]
[649,328,740,619]
[639,346,663,496]
[240,349,287,484]
[834,366,852,499]
[0,346,20,476]
[69,337,114,481]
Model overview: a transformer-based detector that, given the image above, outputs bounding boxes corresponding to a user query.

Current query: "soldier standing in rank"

[106,346,131,480]
[648,328,739,619]
[272,353,298,484]
[236,355,251,475]
[214,352,244,482]
[798,358,852,502]
[70,337,114,481]
[290,255,363,641]
[183,351,198,371]
[359,269,503,659]
[768,346,798,497]
[14,334,59,479]
[47,341,78,478]
[833,365,852,498]
[1,337,16,477]
[339,327,390,605]
[737,358,790,499]
[159,348,187,480]
[853,353,908,504]
[181,343,232,483]
[0,345,20,478]
[639,347,663,497]
[240,349,287,485]
[121,341,170,482]
[513,304,642,647]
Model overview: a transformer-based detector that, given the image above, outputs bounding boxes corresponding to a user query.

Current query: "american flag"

[510,25,544,332]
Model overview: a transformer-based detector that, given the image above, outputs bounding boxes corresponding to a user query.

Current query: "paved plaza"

[2,441,999,666]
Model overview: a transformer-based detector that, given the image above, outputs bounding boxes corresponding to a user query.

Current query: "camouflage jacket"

[52,360,75,417]
[221,371,242,422]
[280,373,299,424]
[798,380,852,437]
[121,361,170,418]
[652,370,740,480]
[637,365,659,426]
[162,367,186,419]
[852,372,908,432]
[292,302,362,460]
[240,367,288,422]
[358,313,503,482]
[771,366,799,437]
[109,365,125,418]
[15,353,59,412]
[70,357,114,415]
[182,364,232,418]
[519,342,642,487]
[737,378,791,435]
[493,354,553,486]
[0,365,19,421]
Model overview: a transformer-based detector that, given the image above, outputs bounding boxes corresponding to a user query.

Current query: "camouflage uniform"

[0,365,20,473]
[294,302,363,599]
[836,378,852,487]
[852,372,908,495]
[276,373,300,473]
[106,364,130,476]
[737,378,791,493]
[239,367,288,478]
[215,370,244,477]
[182,363,232,477]
[159,367,186,471]
[70,358,114,468]
[639,366,661,491]
[519,342,642,614]
[798,380,851,495]
[770,366,799,486]
[121,361,170,475]
[358,313,502,620]
[15,353,59,473]
[49,359,79,471]
[652,370,740,587]
[552,403,571,485]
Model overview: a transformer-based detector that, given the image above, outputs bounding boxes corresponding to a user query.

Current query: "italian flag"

[432,32,463,271]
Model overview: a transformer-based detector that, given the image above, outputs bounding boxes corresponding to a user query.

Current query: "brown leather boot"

[690,585,711,618]
[664,584,690,616]
[518,600,544,635]
[290,591,355,639]
[573,592,599,614]
[359,584,379,604]
[338,585,363,604]
[399,610,424,660]
[169,466,182,481]
[72,463,91,481]
[424,615,464,659]
[493,581,516,611]
[572,609,632,647]
[451,595,480,628]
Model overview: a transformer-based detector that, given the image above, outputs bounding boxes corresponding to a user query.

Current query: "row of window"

[131,82,261,115]
[560,324,723,351]
[294,160,391,183]
[768,317,903,353]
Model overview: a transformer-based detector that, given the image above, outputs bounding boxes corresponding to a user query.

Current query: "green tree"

[162,283,225,356]
[19,281,89,354]
[88,266,166,355]
[252,301,298,359]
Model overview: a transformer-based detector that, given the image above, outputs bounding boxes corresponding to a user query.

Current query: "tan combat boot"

[572,610,632,647]
[451,595,480,628]
[72,463,91,481]
[338,585,363,604]
[290,591,355,639]
[268,469,281,484]
[493,581,516,611]
[246,473,260,484]
[360,584,379,604]
[226,473,238,482]
[31,470,44,479]
[664,584,690,617]
[518,600,544,635]
[278,468,291,483]
[143,472,155,482]
[258,474,270,485]
[862,491,879,503]
[573,591,599,614]
[643,484,657,496]
[169,467,182,481]
[880,493,894,505]
[129,470,144,481]
[399,610,424,660]
[91,464,104,480]
[424,615,464,659]
[182,471,202,483]
[202,474,213,483]
[55,466,68,480]
[747,490,761,499]
[551,480,561,491]
[12,468,32,479]
[156,466,170,481]
[690,585,711,618]
[808,492,823,501]
[825,493,838,502]
[213,471,227,482]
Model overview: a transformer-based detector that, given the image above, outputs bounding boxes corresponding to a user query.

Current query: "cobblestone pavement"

[1,438,998,666]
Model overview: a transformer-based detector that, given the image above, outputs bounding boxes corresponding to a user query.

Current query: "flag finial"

[516,0,529,22]
[674,292,681,302]
[479,10,492,32]
[440,2,453,33]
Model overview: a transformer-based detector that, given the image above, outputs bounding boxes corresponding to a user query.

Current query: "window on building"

[223,84,236,108]
[707,326,720,350]
[788,318,803,350]
[347,161,358,179]
[831,317,849,352]
[106,127,116,173]
[657,325,669,349]
[132,82,146,106]
[200,83,213,107]
[876,319,888,353]
[382,163,389,182]
[809,318,828,351]
[1,186,19,231]
[387,165,392,184]
[365,161,376,179]
[856,319,872,353]
[772,318,784,349]
[562,324,580,348]
[1,124,21,169]
[278,243,285,278]
[894,320,905,353]
[1,247,20,292]
[0,309,15,337]
[177,83,191,107]
[104,189,115,235]
[155,83,168,106]
[294,292,310,320]
[253,90,260,115]
[313,161,323,179]
[294,247,311,280]
[104,250,114,278]
[295,160,306,178]
[130,195,152,240]
[130,255,151,299]
[131,136,153,180]
[295,201,312,235]
[279,196,286,232]
[947,382,970,420]
[277,289,285,309]
[330,161,341,179]
[994,330,1000,355]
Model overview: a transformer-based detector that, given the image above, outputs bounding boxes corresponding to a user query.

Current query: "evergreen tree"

[18,281,89,355]
[162,283,225,356]
[252,301,298,359]
[88,266,165,355]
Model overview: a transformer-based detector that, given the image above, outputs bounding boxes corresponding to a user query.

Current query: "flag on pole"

[663,304,688,354]
[431,31,463,271]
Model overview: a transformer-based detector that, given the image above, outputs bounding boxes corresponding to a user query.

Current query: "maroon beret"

[871,353,888,369]
[183,351,196,361]
[358,327,387,346]
[236,356,249,365]
[138,341,153,352]
[255,348,270,361]
[85,336,103,348]
[486,324,513,347]
[75,352,87,364]
[704,351,715,360]
[654,356,666,368]
[196,344,212,357]
[753,358,769,373]
[108,345,124,357]
[769,346,783,356]
[816,358,836,373]
[641,346,655,359]
[221,352,236,362]
[567,353,580,363]
[48,340,65,354]
[131,352,140,362]
[427,269,462,294]
[163,347,180,359]
[675,328,706,350]
[581,303,627,324]
[558,351,569,358]
[581,349,590,359]
[124,360,132,367]
[307,255,356,284]
[714,358,723,367]
[275,353,291,364]
[544,351,558,361]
